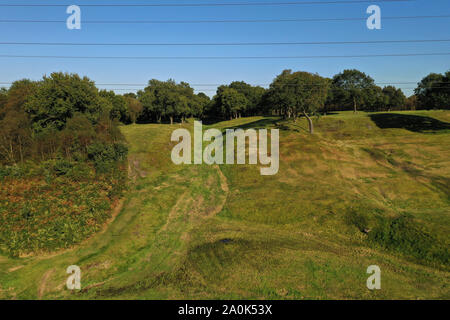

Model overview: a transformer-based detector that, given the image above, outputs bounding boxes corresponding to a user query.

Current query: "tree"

[330,69,376,113]
[60,113,96,157]
[137,86,157,123]
[267,70,329,134]
[405,95,417,110]
[191,92,210,119]
[382,86,406,111]
[264,70,294,119]
[124,96,143,124]
[415,71,450,109]
[214,87,248,120]
[229,81,266,116]
[0,110,32,164]
[5,79,38,114]
[25,72,104,132]
[138,79,196,124]
[177,82,195,122]
[99,90,128,122]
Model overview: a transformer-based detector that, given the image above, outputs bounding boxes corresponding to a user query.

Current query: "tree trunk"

[303,111,314,134]
[18,135,24,163]
[170,116,173,125]
[9,138,15,164]
[353,97,357,113]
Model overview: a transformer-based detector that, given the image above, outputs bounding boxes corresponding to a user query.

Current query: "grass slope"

[0,110,449,299]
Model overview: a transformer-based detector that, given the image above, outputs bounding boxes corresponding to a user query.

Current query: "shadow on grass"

[223,117,306,133]
[370,113,450,133]
[224,117,280,131]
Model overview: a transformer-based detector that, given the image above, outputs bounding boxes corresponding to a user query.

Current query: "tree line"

[1,69,449,164]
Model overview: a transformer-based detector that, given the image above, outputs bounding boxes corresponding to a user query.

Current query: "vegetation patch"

[0,162,126,257]
[368,215,449,268]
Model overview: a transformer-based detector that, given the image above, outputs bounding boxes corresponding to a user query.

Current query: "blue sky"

[1,0,449,97]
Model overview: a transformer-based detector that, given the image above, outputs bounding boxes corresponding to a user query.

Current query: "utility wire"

[2,15,447,24]
[0,39,448,46]
[0,1,415,8]
[0,53,448,59]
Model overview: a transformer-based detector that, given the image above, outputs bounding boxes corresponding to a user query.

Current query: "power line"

[1,39,448,46]
[0,1,415,8]
[0,53,448,60]
[2,15,447,24]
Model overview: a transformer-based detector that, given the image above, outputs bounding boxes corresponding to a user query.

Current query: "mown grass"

[0,110,449,300]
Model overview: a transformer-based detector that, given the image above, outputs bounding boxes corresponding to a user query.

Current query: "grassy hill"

[0,110,449,299]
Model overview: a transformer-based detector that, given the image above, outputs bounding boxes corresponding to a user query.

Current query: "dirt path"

[37,269,54,299]
[128,155,147,182]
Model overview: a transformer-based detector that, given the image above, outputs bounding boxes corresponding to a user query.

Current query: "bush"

[368,215,449,266]
[87,142,128,173]
[0,162,41,179]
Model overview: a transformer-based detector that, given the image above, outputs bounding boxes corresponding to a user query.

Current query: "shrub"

[368,215,449,266]
[87,142,128,173]
[66,162,94,181]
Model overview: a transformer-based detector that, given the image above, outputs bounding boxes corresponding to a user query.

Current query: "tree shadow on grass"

[224,117,309,133]
[370,113,450,133]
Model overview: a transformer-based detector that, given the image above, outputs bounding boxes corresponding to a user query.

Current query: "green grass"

[0,111,449,300]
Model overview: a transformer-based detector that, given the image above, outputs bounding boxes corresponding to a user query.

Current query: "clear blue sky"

[1,0,449,97]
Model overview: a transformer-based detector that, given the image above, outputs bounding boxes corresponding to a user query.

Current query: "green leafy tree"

[382,86,407,110]
[415,71,450,109]
[191,92,210,119]
[99,90,128,122]
[214,87,248,120]
[229,81,266,116]
[5,79,38,114]
[25,72,104,132]
[266,70,329,133]
[124,96,143,124]
[329,69,376,113]
[138,79,197,124]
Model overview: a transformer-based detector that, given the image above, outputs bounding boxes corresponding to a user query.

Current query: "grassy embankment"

[0,110,449,299]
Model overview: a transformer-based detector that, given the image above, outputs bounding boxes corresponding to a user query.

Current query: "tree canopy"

[415,71,450,109]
